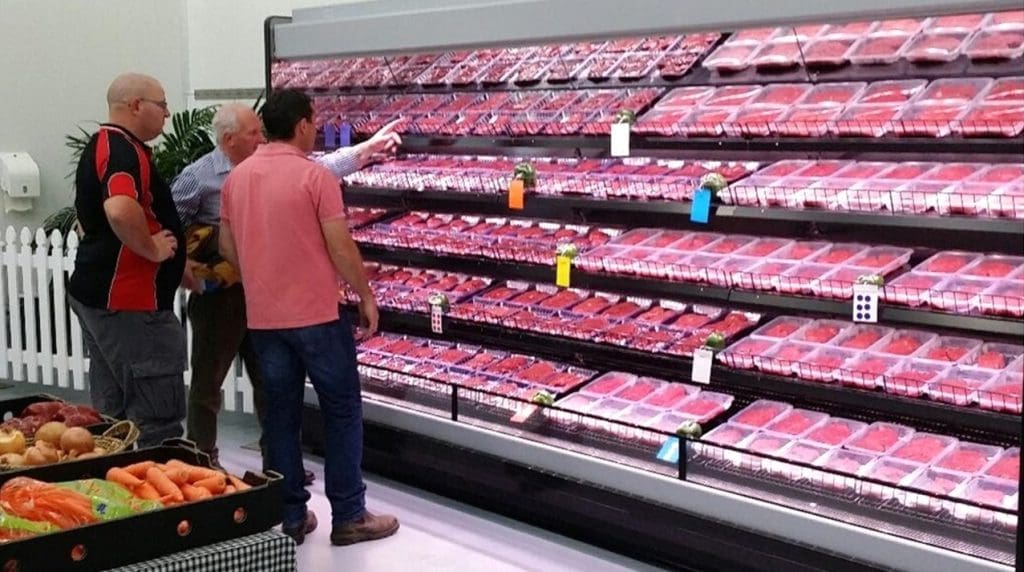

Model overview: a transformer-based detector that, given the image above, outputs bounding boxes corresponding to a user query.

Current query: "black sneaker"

[304,468,315,486]
[282,510,318,545]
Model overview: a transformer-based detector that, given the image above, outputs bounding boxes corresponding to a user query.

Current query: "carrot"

[227,474,251,492]
[167,459,222,482]
[163,468,191,487]
[194,474,226,495]
[181,484,212,502]
[133,482,161,501]
[121,461,157,479]
[146,467,184,504]
[107,467,144,489]
[224,485,237,495]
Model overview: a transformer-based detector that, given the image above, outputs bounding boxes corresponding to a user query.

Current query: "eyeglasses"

[139,98,169,111]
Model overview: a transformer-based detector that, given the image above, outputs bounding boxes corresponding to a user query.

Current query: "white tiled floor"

[0,383,666,572]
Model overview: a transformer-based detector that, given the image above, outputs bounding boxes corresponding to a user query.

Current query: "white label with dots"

[852,284,880,323]
[430,304,444,334]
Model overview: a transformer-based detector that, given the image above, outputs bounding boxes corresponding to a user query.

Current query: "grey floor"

[0,382,666,572]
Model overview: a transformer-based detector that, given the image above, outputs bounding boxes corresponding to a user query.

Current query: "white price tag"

[430,303,444,334]
[610,123,631,157]
[852,284,881,323]
[691,348,713,385]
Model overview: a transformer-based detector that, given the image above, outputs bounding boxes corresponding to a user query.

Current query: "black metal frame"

[358,245,1024,339]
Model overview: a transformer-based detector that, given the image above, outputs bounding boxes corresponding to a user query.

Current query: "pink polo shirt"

[221,142,346,329]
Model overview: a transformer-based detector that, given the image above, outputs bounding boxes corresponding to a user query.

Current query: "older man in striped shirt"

[171,102,400,478]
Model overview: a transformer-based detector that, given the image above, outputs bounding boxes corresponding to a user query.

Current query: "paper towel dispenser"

[0,152,40,198]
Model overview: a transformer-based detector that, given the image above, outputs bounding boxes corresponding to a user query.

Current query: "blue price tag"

[340,122,353,147]
[690,188,712,224]
[323,123,338,150]
[656,437,680,464]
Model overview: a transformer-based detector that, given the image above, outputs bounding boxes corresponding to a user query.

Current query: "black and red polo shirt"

[70,124,185,311]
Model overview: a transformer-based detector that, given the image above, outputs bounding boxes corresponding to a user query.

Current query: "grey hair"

[212,103,254,144]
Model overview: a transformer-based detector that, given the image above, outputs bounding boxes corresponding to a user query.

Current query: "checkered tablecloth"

[105,530,296,572]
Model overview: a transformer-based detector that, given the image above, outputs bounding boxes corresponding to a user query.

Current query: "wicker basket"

[0,420,139,471]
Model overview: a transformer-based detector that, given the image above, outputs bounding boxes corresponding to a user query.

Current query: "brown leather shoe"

[330,511,399,546]
[282,510,318,546]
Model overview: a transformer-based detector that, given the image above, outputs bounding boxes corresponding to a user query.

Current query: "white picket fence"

[0,226,255,413]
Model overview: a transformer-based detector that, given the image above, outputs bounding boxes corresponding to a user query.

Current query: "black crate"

[0,439,283,572]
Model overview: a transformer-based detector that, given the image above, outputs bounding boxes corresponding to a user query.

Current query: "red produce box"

[985,448,1020,481]
[891,433,958,464]
[732,400,793,429]
[675,392,734,423]
[835,325,892,350]
[936,442,1003,474]
[767,409,828,437]
[846,422,914,455]
[807,418,867,447]
[794,320,848,344]
[643,382,698,408]
[581,372,637,396]
[879,330,936,356]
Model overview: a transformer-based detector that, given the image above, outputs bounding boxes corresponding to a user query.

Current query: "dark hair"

[260,89,313,141]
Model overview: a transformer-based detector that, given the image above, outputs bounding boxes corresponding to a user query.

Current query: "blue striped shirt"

[171,145,361,228]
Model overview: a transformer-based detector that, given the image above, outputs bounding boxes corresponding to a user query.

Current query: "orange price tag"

[508,179,525,210]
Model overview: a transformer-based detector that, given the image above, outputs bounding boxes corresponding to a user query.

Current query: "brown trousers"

[185,286,266,456]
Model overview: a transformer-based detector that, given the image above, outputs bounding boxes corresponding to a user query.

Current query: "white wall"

[0,0,189,230]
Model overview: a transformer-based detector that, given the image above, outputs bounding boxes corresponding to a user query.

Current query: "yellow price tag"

[508,179,525,210]
[556,254,572,287]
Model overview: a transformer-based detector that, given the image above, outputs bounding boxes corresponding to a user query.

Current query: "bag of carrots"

[0,508,58,542]
[0,477,161,530]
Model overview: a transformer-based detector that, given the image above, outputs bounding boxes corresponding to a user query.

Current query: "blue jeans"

[249,313,366,530]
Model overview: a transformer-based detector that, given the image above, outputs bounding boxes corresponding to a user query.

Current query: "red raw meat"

[904,34,967,61]
[646,384,693,408]
[586,373,634,395]
[743,240,788,257]
[803,351,848,370]
[601,302,643,319]
[673,233,720,250]
[869,463,916,485]
[786,243,825,260]
[636,306,679,325]
[770,411,821,435]
[937,448,996,473]
[572,297,613,315]
[509,290,551,306]
[646,231,690,248]
[840,331,884,349]
[986,453,1020,481]
[925,344,971,362]
[734,402,788,427]
[677,397,727,419]
[616,380,660,402]
[517,362,559,382]
[852,35,910,61]
[825,454,869,475]
[857,82,926,104]
[853,253,899,269]
[748,435,788,455]
[801,325,841,343]
[434,348,473,365]
[919,81,988,103]
[921,253,976,273]
[883,336,925,355]
[539,290,585,310]
[751,41,804,67]
[892,436,952,463]
[775,345,813,363]
[971,487,1009,508]
[809,421,858,445]
[915,474,964,496]
[786,444,827,463]
[61,412,103,427]
[546,372,588,389]
[849,425,903,453]
[706,426,749,446]
[408,346,440,360]
[976,352,1007,369]
[814,248,860,264]
[704,44,758,70]
[671,313,713,330]
[967,260,1018,278]
[804,39,855,65]
[490,382,524,397]
[481,287,520,301]
[763,321,802,338]
[875,18,924,35]
[929,13,985,31]
[706,238,752,254]
[462,352,501,370]
[21,401,64,419]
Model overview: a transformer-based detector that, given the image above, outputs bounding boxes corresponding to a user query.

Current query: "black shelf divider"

[345,186,1024,251]
[358,245,1024,339]
[371,308,1022,444]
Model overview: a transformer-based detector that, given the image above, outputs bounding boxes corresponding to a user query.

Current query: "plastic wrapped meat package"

[936,442,1004,474]
[919,336,982,364]
[884,359,949,398]
[966,342,1024,371]
[966,29,1024,60]
[546,393,599,425]
[718,336,776,370]
[952,477,1019,530]
[679,107,736,137]
[978,280,1024,317]
[697,423,757,465]
[985,448,1020,482]
[702,43,758,71]
[928,366,997,406]
[767,409,829,438]
[835,105,903,137]
[845,422,914,455]
[777,263,830,295]
[895,103,970,137]
[775,106,842,137]
[674,392,734,423]
[740,432,794,471]
[815,449,877,492]
[931,276,997,313]
[883,272,945,307]
[806,418,867,447]
[771,441,832,481]
[958,103,1024,138]
[749,40,807,68]
[979,370,1023,414]
[890,432,959,465]
[731,400,793,429]
[982,77,1024,106]
[835,353,902,389]
[903,33,970,62]
[963,255,1024,279]
[861,457,926,501]
[848,34,913,65]
[905,468,972,513]
[802,36,857,66]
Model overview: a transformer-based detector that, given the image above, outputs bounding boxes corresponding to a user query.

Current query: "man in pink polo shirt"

[220,89,399,546]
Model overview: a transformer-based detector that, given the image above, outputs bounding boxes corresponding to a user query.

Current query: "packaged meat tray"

[845,422,914,455]
[875,18,926,35]
[885,360,949,398]
[548,393,599,426]
[835,353,902,389]
[773,240,830,262]
[920,336,982,364]
[612,377,665,403]
[634,302,685,325]
[981,77,1024,105]
[792,319,848,345]
[921,78,995,104]
[967,343,1024,370]
[928,13,987,33]
[806,418,867,447]
[802,37,857,66]
[699,423,757,465]
[674,391,735,423]
[580,372,637,397]
[906,468,972,512]
[883,272,941,307]
[895,103,970,137]
[937,182,1000,215]
[966,29,1024,60]
[979,371,1023,414]
[749,84,814,107]
[750,316,811,340]
[702,43,759,71]
[815,449,877,491]
[985,448,1020,481]
[759,343,818,376]
[643,381,698,409]
[903,32,970,62]
[749,40,806,68]
[731,400,793,429]
[812,266,874,299]
[877,330,938,357]
[834,104,902,137]
[834,325,893,351]
[929,366,998,406]
[958,103,1024,137]
[743,432,794,471]
[718,336,776,370]
[931,276,997,313]
[937,442,1004,475]
[978,280,1024,317]
[918,251,983,274]
[966,255,1024,279]
[891,433,958,464]
[767,409,829,437]
[952,477,1019,529]
[985,10,1024,29]
[848,34,913,65]
[861,457,924,499]
[859,80,930,105]
[657,86,717,109]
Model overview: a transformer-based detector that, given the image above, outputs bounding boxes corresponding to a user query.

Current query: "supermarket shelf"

[369,307,1022,443]
[397,134,1024,158]
[301,396,1013,572]
[357,245,1024,339]
[344,186,1024,247]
